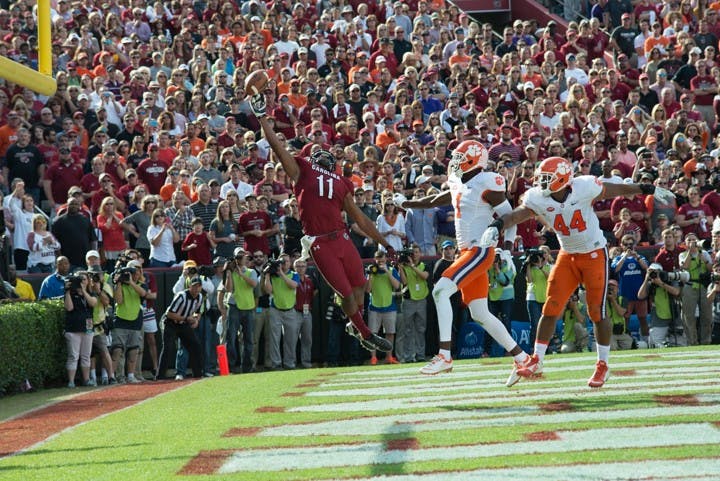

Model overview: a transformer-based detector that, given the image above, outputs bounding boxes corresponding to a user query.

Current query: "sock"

[597,344,610,363]
[128,373,136,380]
[101,368,108,378]
[534,341,549,362]
[513,352,529,363]
[89,371,96,381]
[439,348,451,360]
[468,299,517,352]
[349,310,372,338]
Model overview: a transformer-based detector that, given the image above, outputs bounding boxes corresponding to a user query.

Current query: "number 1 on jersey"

[553,209,587,236]
[318,175,334,199]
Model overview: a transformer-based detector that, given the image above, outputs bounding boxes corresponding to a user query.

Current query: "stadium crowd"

[2,0,720,382]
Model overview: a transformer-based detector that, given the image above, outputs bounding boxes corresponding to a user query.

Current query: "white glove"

[653,186,675,204]
[249,94,267,118]
[480,226,499,248]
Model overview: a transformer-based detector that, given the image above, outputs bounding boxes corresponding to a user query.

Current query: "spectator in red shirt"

[238,194,273,255]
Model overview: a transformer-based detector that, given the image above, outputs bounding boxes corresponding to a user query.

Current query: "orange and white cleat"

[515,354,544,379]
[419,354,453,375]
[588,360,610,388]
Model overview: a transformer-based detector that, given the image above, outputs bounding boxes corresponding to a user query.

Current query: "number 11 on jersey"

[318,174,334,199]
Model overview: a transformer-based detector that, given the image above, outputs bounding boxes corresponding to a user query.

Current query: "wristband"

[489,218,504,231]
[639,184,655,195]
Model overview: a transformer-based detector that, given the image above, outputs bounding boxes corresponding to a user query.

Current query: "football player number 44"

[553,209,587,236]
[318,175,334,199]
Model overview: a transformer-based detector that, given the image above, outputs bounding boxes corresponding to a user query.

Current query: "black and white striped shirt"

[165,290,203,322]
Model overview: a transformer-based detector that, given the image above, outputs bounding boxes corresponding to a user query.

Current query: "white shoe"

[174,374,184,381]
[506,360,526,387]
[419,354,453,375]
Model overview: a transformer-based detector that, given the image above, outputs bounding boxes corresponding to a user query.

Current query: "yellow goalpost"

[0,0,56,96]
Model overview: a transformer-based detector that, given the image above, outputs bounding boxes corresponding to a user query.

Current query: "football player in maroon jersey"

[251,93,394,353]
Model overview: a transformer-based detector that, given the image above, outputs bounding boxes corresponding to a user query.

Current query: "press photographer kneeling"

[64,273,98,387]
[111,259,147,383]
[638,263,684,347]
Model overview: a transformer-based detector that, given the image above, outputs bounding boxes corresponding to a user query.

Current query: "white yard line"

[323,458,720,481]
[289,379,718,412]
[218,423,720,473]
[257,403,720,437]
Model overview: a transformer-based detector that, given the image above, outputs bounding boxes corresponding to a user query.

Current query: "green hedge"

[0,300,66,394]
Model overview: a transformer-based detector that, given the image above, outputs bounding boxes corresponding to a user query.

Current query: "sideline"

[0,381,193,459]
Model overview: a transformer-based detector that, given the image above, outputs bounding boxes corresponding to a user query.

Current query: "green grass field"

[1,347,720,481]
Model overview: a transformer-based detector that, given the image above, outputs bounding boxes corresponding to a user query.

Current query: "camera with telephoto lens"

[263,258,283,276]
[198,265,215,278]
[64,274,84,291]
[397,248,413,264]
[113,266,136,284]
[186,266,198,277]
[366,263,386,275]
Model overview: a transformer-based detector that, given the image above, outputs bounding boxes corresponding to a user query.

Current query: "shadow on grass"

[368,418,417,477]
[0,453,188,472]
[2,442,150,459]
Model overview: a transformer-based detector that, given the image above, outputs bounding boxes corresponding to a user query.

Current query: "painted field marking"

[323,458,720,481]
[334,351,715,378]
[307,366,720,397]
[289,379,718,412]
[217,423,720,473]
[322,359,714,388]
[253,403,720,438]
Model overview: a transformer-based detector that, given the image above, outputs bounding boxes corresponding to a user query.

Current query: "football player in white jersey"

[402,140,532,386]
[481,156,675,387]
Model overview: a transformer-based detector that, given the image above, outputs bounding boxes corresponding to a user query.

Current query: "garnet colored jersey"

[293,156,354,236]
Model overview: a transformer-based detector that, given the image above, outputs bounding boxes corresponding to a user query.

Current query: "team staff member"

[156,277,205,380]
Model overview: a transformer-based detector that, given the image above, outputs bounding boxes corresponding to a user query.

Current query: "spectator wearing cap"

[637,72,660,111]
[310,30,331,68]
[0,110,21,159]
[690,59,717,128]
[610,12,638,63]
[370,37,399,76]
[673,48,700,93]
[488,124,523,165]
[43,145,83,211]
[136,143,169,195]
[442,26,466,62]
[439,98,467,134]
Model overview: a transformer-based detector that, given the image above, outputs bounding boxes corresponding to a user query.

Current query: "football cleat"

[419,354,453,375]
[516,354,544,378]
[588,360,610,388]
[360,333,393,353]
[386,355,400,364]
[345,321,363,341]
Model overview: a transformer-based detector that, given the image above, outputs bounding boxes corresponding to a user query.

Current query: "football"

[244,70,270,96]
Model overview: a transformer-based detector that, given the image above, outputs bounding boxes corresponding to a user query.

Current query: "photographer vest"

[270,271,299,310]
[369,267,399,311]
[401,262,429,301]
[115,284,142,329]
[231,268,256,310]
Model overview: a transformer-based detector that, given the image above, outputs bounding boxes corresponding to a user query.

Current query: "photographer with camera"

[63,272,98,387]
[396,245,430,363]
[611,234,650,342]
[638,263,684,348]
[262,253,299,370]
[366,249,402,365]
[111,259,147,383]
[171,260,216,378]
[85,250,116,385]
[679,233,714,345]
[523,249,550,346]
[223,248,258,373]
[606,280,633,350]
[560,291,589,353]
[487,249,516,357]
[705,260,720,344]
[157,277,205,380]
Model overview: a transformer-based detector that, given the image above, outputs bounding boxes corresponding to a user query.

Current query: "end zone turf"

[1,348,719,481]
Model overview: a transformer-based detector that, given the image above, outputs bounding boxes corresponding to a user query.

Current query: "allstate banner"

[456,320,531,359]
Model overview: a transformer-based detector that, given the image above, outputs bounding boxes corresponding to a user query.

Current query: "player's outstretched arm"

[256,102,300,182]
[401,190,451,209]
[344,194,392,250]
[600,181,674,203]
[480,205,535,248]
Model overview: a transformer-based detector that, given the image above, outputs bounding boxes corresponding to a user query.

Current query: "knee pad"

[432,277,457,303]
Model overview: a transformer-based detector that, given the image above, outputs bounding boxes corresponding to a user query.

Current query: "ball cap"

[441,240,455,249]
[189,276,203,286]
[85,250,101,260]
[184,260,198,268]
